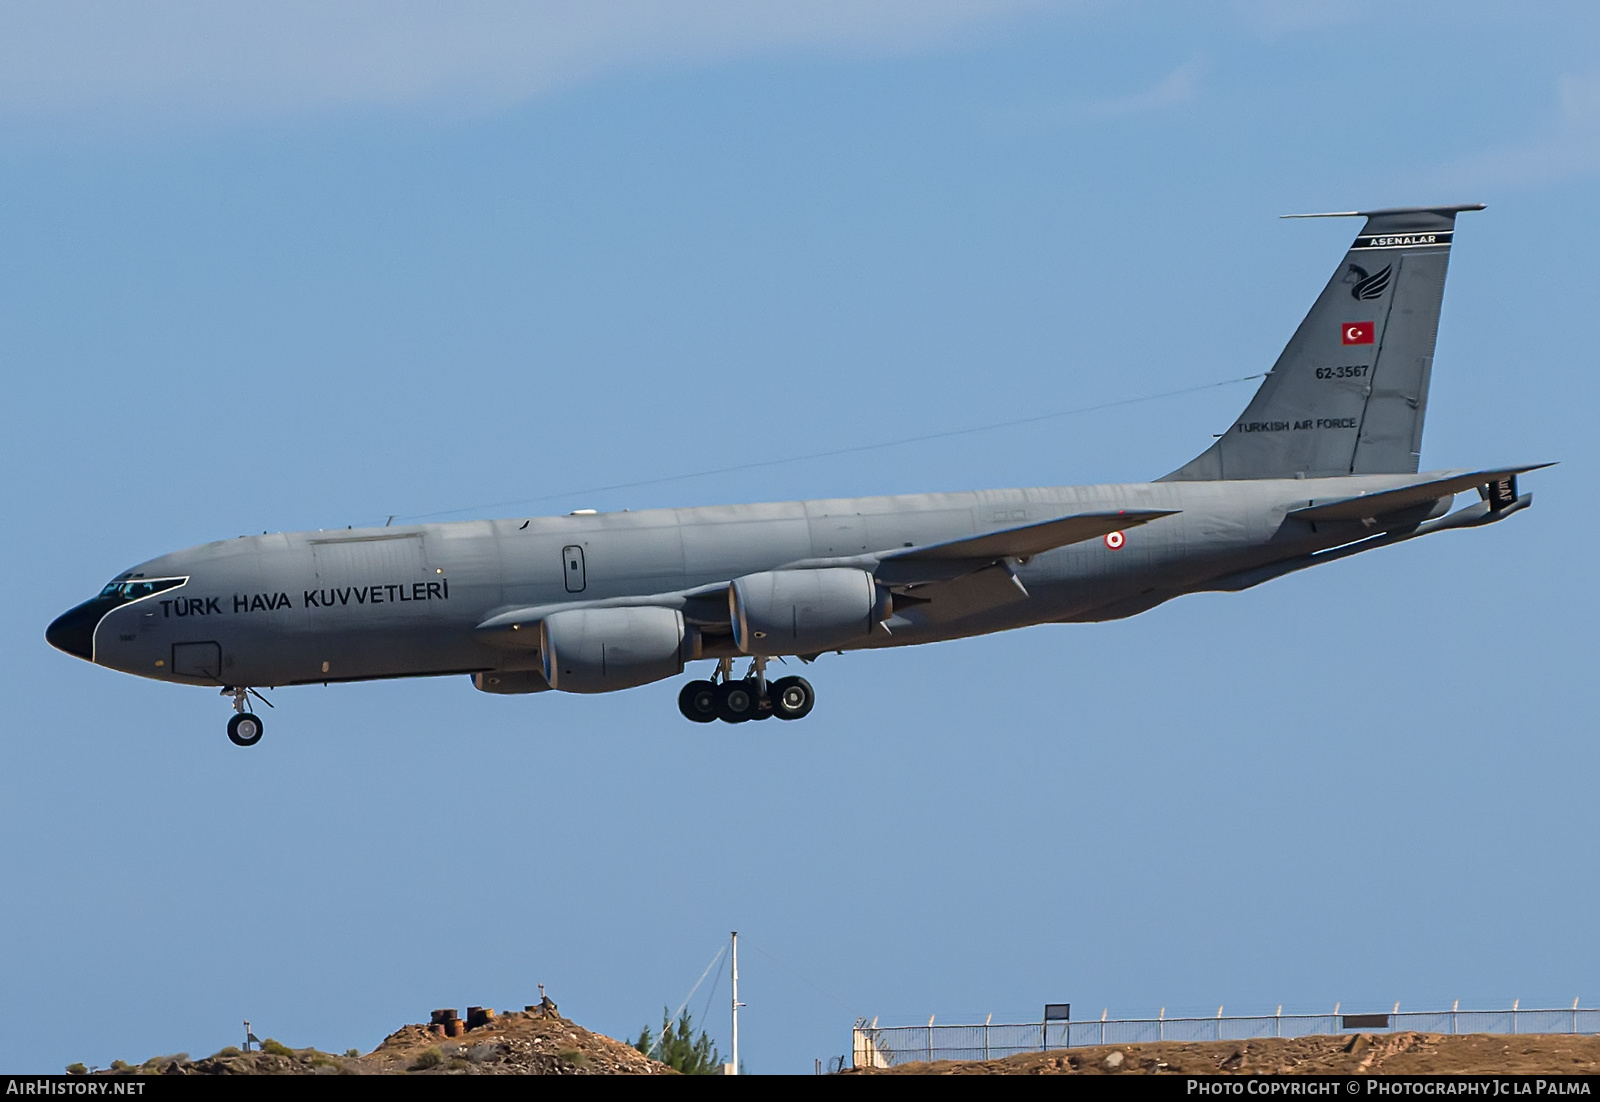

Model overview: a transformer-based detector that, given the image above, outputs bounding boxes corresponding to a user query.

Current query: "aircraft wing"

[873,509,1177,585]
[1286,465,1553,523]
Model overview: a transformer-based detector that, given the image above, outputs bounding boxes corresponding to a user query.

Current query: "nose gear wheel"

[221,686,272,745]
[227,712,264,746]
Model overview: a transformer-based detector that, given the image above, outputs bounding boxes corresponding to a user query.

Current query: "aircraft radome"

[48,204,1547,746]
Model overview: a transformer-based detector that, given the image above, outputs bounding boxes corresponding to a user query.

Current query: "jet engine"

[539,606,690,693]
[730,567,890,656]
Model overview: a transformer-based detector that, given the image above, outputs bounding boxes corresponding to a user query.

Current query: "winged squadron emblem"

[1344,263,1392,301]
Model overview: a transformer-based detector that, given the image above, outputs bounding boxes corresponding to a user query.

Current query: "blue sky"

[1,0,1596,1074]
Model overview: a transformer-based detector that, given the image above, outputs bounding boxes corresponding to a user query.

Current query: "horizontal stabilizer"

[1287,465,1552,522]
[885,510,1177,562]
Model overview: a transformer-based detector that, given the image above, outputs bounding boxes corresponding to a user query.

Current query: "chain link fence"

[852,1004,1600,1068]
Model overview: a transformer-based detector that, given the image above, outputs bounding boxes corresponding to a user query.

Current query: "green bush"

[109,1061,129,1071]
[212,1047,242,1059]
[634,1009,721,1075]
[259,1039,293,1057]
[409,1048,444,1071]
[64,1064,87,1076]
[344,1049,360,1058]
[558,1049,589,1068]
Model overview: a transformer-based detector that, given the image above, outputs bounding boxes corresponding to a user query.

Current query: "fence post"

[1512,999,1518,1035]
[1276,1005,1282,1038]
[1158,1007,1165,1042]
[1452,999,1458,1036]
[1393,1002,1400,1033]
[1216,1006,1223,1041]
[985,1013,991,1061]
[1101,1009,1107,1047]
[1575,998,1581,1036]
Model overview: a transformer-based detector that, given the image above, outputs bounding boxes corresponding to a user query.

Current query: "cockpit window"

[98,577,186,602]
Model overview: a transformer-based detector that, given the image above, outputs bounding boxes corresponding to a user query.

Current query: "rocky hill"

[72,1007,670,1076]
[851,1031,1600,1075]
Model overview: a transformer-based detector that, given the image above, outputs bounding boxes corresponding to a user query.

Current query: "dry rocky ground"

[76,1009,670,1076]
[852,1031,1600,1075]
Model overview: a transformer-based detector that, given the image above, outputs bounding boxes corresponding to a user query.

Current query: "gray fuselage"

[66,472,1446,691]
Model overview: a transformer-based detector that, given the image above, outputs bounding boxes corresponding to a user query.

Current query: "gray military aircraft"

[48,203,1546,745]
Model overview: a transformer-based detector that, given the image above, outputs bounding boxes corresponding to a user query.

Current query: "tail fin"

[1161,203,1484,481]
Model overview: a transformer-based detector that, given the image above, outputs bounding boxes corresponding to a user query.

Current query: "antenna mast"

[729,931,742,1075]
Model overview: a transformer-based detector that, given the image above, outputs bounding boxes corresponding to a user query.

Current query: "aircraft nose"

[46,599,106,662]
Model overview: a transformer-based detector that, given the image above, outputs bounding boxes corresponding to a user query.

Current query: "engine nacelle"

[539,606,688,693]
[731,568,889,656]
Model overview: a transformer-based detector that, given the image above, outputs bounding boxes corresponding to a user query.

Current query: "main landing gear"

[222,686,270,746]
[677,657,815,724]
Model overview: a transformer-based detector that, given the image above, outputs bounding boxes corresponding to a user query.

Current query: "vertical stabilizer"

[1161,204,1483,481]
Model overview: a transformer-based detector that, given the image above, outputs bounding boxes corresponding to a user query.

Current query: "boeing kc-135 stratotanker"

[48,204,1547,745]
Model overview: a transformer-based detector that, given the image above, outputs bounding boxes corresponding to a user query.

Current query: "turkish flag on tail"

[1341,321,1375,345]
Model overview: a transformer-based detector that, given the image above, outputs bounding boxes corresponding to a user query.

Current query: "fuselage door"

[172,641,222,681]
[562,545,586,593]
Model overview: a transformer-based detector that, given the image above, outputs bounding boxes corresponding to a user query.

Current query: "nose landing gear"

[221,686,271,746]
[675,657,815,724]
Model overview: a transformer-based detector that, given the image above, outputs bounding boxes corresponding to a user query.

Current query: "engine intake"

[539,606,688,693]
[730,568,889,656]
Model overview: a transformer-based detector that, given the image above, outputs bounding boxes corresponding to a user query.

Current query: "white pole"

[730,931,740,1075]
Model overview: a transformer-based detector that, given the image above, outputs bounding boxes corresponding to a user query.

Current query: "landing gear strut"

[222,686,267,746]
[675,659,815,724]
